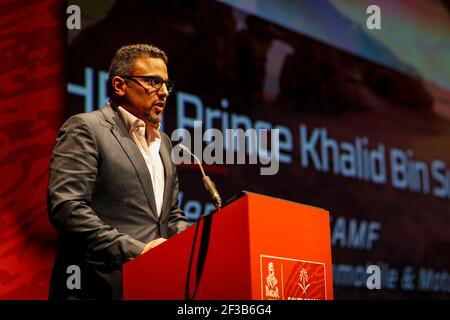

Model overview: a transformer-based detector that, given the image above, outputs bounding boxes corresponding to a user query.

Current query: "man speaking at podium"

[47,44,189,299]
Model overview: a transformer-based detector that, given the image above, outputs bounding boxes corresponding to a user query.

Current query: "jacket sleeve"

[164,134,190,237]
[47,115,145,266]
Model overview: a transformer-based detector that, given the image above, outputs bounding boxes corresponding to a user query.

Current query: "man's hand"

[141,238,167,255]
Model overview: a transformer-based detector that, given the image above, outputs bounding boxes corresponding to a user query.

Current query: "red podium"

[123,192,333,300]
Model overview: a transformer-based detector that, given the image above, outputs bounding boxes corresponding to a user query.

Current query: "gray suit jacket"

[47,104,189,299]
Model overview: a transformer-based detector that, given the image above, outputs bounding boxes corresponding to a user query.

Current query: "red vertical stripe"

[0,0,65,299]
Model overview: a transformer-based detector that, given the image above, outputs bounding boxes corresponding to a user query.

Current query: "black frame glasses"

[121,75,174,93]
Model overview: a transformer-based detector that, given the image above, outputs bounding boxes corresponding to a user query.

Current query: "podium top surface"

[224,190,328,213]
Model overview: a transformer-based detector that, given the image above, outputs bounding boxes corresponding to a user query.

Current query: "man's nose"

[158,83,169,97]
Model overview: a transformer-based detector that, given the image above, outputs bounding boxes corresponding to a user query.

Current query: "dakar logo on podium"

[260,255,326,300]
[265,262,280,299]
[298,268,311,294]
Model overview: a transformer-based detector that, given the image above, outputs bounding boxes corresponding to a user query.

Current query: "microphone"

[179,144,222,209]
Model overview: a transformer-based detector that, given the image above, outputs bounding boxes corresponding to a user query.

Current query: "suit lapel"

[159,136,173,218]
[101,104,159,220]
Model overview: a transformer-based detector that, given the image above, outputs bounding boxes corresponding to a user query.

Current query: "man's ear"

[111,76,127,97]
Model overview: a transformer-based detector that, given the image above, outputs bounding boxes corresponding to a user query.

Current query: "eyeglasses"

[121,75,174,93]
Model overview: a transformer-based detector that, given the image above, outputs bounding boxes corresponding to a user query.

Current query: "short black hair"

[108,44,168,98]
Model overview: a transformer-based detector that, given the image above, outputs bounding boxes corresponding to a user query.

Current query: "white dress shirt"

[117,106,165,217]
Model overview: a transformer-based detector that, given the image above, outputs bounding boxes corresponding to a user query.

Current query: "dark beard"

[144,111,162,125]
